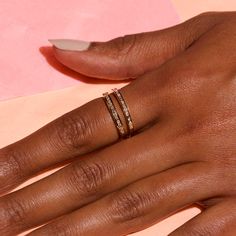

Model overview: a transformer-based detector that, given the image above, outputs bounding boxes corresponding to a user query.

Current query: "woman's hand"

[0,11,236,236]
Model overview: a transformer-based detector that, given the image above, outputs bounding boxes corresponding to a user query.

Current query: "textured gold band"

[112,88,134,137]
[102,92,126,138]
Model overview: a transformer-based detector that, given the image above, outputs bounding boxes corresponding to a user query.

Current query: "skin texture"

[0,11,236,236]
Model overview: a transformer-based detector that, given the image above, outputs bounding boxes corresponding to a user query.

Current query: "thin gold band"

[112,88,134,137]
[102,92,126,138]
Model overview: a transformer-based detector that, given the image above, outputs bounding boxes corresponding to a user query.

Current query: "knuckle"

[119,34,138,57]
[1,149,23,176]
[0,198,27,233]
[112,34,138,59]
[0,148,26,188]
[69,161,110,197]
[113,34,144,78]
[110,190,150,223]
[55,113,93,150]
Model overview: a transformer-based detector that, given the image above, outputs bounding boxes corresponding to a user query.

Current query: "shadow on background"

[39,46,131,85]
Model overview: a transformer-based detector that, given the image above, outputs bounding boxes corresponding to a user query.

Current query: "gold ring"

[112,88,134,137]
[102,92,126,138]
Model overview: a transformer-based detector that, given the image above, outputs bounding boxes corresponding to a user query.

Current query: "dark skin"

[0,11,236,235]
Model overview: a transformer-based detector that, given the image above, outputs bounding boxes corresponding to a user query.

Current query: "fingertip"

[48,39,91,52]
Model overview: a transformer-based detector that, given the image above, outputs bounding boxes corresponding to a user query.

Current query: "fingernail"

[48,39,91,51]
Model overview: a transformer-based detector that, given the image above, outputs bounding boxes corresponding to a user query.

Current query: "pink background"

[0,1,236,235]
[0,0,178,101]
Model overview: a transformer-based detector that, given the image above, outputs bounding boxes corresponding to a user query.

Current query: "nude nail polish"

[48,39,91,51]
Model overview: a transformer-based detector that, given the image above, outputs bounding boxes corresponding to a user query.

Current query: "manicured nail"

[48,39,91,51]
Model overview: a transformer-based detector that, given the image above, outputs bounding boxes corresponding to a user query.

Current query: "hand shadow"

[39,46,131,84]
